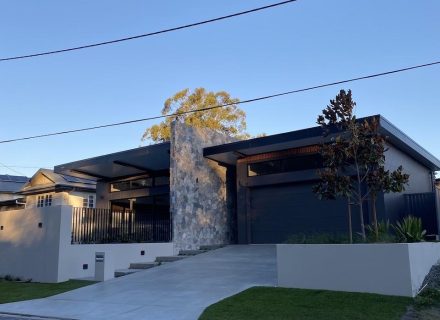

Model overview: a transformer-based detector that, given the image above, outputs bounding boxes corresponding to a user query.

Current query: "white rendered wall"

[0,205,173,283]
[408,243,440,294]
[277,243,440,297]
[57,208,173,281]
[0,206,64,282]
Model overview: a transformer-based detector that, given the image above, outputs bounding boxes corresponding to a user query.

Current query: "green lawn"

[199,287,413,320]
[0,279,95,304]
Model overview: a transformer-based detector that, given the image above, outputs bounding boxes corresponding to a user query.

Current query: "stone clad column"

[170,121,237,253]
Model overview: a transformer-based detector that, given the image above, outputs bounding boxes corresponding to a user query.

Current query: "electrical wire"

[0,162,27,176]
[0,165,50,169]
[0,0,297,62]
[0,60,439,144]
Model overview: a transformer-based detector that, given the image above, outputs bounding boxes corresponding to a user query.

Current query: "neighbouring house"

[1,115,439,282]
[20,169,97,209]
[0,174,28,212]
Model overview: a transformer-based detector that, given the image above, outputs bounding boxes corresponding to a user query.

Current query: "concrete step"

[155,256,187,263]
[129,262,158,270]
[199,244,225,251]
[178,249,207,256]
[114,268,144,278]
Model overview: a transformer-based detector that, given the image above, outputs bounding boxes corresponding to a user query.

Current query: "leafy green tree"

[314,90,409,242]
[142,88,249,143]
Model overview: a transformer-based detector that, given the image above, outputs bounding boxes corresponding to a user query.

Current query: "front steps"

[113,244,225,278]
[129,262,158,269]
[178,249,207,256]
[199,244,225,251]
[115,269,144,277]
[155,255,187,263]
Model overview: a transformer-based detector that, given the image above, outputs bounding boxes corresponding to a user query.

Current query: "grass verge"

[199,287,412,320]
[0,279,95,304]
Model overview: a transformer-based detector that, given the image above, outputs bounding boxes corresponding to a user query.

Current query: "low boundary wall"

[277,243,440,297]
[0,206,173,282]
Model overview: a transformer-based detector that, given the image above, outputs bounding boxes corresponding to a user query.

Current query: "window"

[37,194,52,207]
[83,195,95,208]
[248,154,323,177]
[37,195,44,207]
[154,176,170,186]
[110,177,153,192]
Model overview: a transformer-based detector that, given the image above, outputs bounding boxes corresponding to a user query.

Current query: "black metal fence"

[404,192,438,234]
[71,207,172,244]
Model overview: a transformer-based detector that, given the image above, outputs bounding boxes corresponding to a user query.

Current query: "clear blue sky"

[1,0,439,177]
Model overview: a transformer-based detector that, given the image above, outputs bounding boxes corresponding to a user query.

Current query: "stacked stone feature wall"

[170,121,237,252]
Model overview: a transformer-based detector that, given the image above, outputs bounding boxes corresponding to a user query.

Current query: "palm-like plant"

[393,216,426,243]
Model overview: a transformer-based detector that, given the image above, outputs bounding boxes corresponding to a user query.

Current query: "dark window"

[131,178,153,189]
[111,181,130,192]
[110,178,153,192]
[248,154,322,177]
[155,176,170,186]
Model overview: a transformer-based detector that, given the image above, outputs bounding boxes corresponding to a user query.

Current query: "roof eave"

[203,115,440,171]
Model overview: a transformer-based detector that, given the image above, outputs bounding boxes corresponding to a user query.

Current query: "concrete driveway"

[0,245,276,320]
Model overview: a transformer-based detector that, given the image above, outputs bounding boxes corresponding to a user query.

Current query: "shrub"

[365,220,396,243]
[4,275,13,281]
[285,233,352,244]
[414,288,440,309]
[393,215,426,243]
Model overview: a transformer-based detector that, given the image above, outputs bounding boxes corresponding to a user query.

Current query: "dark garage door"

[249,182,349,244]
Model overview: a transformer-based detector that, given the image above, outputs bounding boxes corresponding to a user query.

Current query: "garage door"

[249,182,349,244]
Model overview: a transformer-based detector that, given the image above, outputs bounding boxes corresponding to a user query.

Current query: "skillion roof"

[203,115,440,171]
[54,142,170,180]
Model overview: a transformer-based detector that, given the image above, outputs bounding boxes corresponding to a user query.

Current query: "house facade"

[1,116,439,282]
[54,121,236,252]
[204,115,440,243]
[56,116,440,248]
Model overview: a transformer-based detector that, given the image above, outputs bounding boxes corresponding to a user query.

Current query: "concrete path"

[0,245,276,320]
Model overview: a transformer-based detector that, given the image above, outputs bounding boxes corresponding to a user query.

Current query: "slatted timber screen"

[71,207,171,244]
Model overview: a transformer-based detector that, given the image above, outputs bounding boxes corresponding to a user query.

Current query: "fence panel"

[404,192,438,234]
[71,207,171,244]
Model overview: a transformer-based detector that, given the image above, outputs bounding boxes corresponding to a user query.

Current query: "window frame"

[37,194,53,207]
[83,195,95,208]
[247,153,323,177]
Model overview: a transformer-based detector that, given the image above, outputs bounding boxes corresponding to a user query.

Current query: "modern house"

[1,116,439,282]
[205,115,440,243]
[0,174,28,212]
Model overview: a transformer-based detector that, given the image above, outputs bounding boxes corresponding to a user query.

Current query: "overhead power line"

[0,161,27,176]
[0,165,50,169]
[0,0,297,62]
[0,60,439,144]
